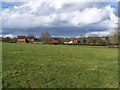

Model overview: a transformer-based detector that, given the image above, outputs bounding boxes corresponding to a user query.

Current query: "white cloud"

[2,34,17,38]
[2,0,118,2]
[0,35,2,37]
[2,3,118,27]
[85,31,111,37]
[69,8,106,26]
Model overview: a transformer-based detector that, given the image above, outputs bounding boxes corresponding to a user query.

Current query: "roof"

[18,36,34,39]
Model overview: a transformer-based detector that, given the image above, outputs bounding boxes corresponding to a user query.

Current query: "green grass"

[2,42,118,88]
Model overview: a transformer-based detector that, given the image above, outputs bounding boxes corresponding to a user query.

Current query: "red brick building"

[17,36,34,43]
[71,37,78,44]
[51,38,60,44]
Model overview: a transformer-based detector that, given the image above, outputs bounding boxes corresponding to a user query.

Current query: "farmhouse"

[67,37,78,44]
[51,38,60,44]
[17,36,34,43]
[71,37,78,44]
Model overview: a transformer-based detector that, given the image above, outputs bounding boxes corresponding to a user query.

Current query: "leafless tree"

[109,28,118,45]
[40,32,51,43]
[79,36,86,44]
[28,32,34,39]
[87,34,99,45]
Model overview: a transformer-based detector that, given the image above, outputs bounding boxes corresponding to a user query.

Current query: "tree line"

[1,29,119,47]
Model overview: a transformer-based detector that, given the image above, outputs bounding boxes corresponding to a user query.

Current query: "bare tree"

[40,32,51,43]
[87,34,99,45]
[79,36,86,44]
[28,32,34,39]
[109,28,118,45]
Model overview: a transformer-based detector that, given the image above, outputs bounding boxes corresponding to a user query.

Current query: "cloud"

[85,31,111,37]
[2,0,118,2]
[1,34,17,38]
[1,1,118,37]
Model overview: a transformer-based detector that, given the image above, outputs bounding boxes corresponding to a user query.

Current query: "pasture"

[2,42,118,88]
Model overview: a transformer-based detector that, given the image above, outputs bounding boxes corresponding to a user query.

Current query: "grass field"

[2,42,118,88]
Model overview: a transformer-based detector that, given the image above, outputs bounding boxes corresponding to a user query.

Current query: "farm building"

[67,37,78,44]
[71,37,78,44]
[51,38,60,44]
[17,36,34,43]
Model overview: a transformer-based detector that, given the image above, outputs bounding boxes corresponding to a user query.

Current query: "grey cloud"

[2,20,115,37]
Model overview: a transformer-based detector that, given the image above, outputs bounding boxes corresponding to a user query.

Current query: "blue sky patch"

[2,2,24,9]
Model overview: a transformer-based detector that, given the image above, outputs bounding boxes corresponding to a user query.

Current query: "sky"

[1,0,119,38]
